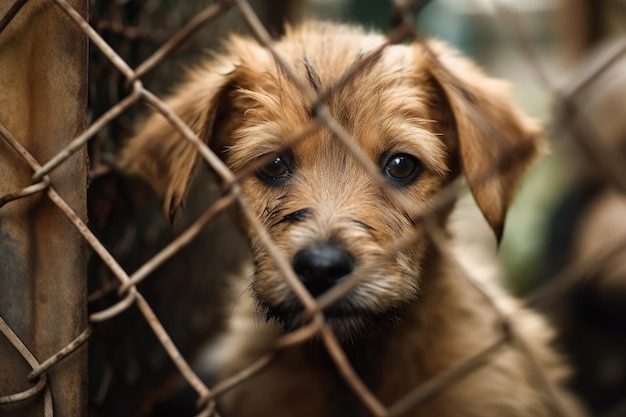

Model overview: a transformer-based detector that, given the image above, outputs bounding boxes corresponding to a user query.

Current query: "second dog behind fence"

[122,21,586,417]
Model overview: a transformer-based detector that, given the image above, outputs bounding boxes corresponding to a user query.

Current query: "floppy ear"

[120,37,272,220]
[421,40,542,240]
[120,65,235,219]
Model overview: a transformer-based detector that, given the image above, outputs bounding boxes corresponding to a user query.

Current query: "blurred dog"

[122,22,584,417]
[537,39,626,415]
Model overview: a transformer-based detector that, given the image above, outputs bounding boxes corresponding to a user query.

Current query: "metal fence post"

[0,0,88,416]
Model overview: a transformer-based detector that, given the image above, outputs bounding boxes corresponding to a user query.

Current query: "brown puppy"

[123,22,583,417]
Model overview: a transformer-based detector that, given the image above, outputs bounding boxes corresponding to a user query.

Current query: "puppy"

[122,21,584,417]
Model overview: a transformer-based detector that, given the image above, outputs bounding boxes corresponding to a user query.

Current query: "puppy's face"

[123,22,541,340]
[225,45,452,336]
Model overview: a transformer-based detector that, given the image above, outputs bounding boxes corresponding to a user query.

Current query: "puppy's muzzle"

[292,243,354,297]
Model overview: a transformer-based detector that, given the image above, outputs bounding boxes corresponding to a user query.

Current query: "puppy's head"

[122,22,541,339]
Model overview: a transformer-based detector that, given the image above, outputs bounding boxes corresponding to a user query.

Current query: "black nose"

[292,243,354,297]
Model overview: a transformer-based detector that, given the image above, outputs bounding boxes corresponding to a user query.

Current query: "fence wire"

[1,0,625,416]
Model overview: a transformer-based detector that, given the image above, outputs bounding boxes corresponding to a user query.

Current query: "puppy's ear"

[120,66,234,219]
[121,39,270,220]
[421,40,542,240]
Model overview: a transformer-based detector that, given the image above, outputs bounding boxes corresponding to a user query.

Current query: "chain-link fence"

[1,0,625,416]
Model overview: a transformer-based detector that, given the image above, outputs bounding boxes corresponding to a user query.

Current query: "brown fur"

[122,22,583,417]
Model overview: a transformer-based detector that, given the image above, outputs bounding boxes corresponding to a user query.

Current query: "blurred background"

[85,1,626,416]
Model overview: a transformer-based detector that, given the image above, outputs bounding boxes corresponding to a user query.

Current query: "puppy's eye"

[383,153,421,185]
[257,156,291,184]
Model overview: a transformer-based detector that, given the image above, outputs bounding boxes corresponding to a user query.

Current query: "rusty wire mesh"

[1,0,626,416]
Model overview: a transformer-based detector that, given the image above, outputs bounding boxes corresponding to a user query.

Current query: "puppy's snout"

[293,243,354,297]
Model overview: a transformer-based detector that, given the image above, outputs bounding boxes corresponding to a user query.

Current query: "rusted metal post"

[0,0,88,416]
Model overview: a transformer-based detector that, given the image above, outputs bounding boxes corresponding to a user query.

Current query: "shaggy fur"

[122,22,584,417]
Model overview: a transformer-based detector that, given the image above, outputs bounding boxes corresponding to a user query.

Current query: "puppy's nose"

[293,243,354,297]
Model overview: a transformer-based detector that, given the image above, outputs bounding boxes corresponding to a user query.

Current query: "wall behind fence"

[0,0,88,416]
